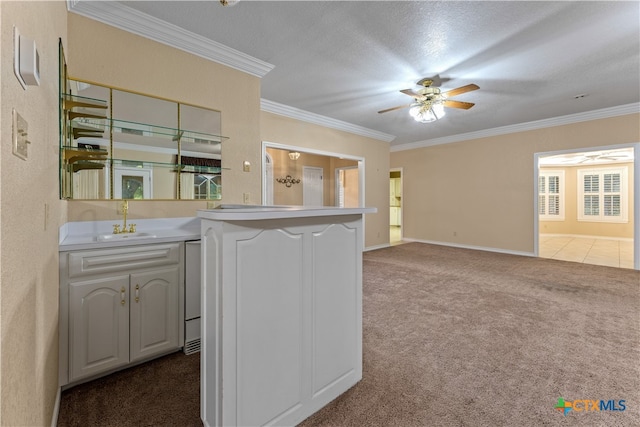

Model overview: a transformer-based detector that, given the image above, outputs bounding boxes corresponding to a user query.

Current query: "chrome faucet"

[113,200,136,234]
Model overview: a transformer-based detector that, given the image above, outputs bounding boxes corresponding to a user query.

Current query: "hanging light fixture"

[288,151,301,160]
[408,101,446,123]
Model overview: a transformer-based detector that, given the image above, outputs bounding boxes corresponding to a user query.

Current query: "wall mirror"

[59,42,227,200]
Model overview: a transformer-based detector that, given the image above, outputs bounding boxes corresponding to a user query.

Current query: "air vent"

[184,338,201,355]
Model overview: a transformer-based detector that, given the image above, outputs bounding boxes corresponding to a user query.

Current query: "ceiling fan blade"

[443,100,475,110]
[442,83,479,98]
[400,89,424,99]
[378,104,413,114]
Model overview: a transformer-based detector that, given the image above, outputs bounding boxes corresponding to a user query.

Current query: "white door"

[303,166,323,206]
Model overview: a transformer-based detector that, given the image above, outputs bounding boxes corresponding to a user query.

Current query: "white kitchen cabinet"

[60,243,183,386]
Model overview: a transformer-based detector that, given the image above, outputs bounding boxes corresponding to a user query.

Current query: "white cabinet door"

[130,267,180,362]
[69,275,130,382]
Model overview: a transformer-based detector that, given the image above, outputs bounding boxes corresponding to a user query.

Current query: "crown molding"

[261,99,396,143]
[66,0,274,78]
[391,103,640,152]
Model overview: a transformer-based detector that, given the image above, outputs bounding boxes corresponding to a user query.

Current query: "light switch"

[12,109,29,160]
[243,161,251,172]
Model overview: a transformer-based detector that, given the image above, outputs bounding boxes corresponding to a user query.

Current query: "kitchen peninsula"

[198,205,375,427]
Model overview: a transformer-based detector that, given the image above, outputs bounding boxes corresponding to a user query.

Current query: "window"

[194,174,221,200]
[539,170,565,220]
[578,167,628,223]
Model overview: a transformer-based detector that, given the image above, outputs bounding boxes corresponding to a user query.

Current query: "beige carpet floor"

[58,242,640,426]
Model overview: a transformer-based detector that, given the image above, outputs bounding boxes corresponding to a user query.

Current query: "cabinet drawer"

[67,243,181,279]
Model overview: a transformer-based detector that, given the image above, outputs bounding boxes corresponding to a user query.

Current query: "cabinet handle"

[120,286,126,306]
[135,284,139,303]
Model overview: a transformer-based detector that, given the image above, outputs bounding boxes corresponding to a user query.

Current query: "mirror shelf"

[59,51,228,201]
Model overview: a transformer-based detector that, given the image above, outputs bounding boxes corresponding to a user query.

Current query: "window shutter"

[578,167,627,223]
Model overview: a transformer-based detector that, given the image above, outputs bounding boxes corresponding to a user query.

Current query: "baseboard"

[51,386,61,427]
[402,238,535,258]
[540,233,634,242]
[364,243,391,252]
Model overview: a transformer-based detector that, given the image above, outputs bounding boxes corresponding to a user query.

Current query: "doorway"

[390,169,403,245]
[535,145,638,269]
[261,142,364,208]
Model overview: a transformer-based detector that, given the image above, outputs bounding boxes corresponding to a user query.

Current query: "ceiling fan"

[577,151,633,164]
[378,77,479,123]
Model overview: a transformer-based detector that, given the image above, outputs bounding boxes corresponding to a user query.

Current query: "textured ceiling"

[115,1,639,147]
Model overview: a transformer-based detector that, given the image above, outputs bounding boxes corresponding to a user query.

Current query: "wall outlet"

[243,193,250,204]
[206,201,219,209]
[243,161,251,172]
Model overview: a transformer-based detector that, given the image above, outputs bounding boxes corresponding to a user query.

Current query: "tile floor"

[539,235,635,269]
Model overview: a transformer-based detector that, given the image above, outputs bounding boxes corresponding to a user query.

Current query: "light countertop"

[59,217,200,251]
[59,207,377,251]
[197,205,376,221]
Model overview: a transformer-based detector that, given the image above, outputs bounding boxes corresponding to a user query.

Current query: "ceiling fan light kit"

[379,78,479,124]
[409,102,445,123]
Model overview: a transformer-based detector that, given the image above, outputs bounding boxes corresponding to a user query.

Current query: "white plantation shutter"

[578,167,628,223]
[603,173,621,217]
[539,170,564,220]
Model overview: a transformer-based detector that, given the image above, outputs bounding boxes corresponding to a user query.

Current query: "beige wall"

[391,114,640,253]
[262,112,390,248]
[0,1,68,425]
[540,163,634,238]
[66,13,262,220]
